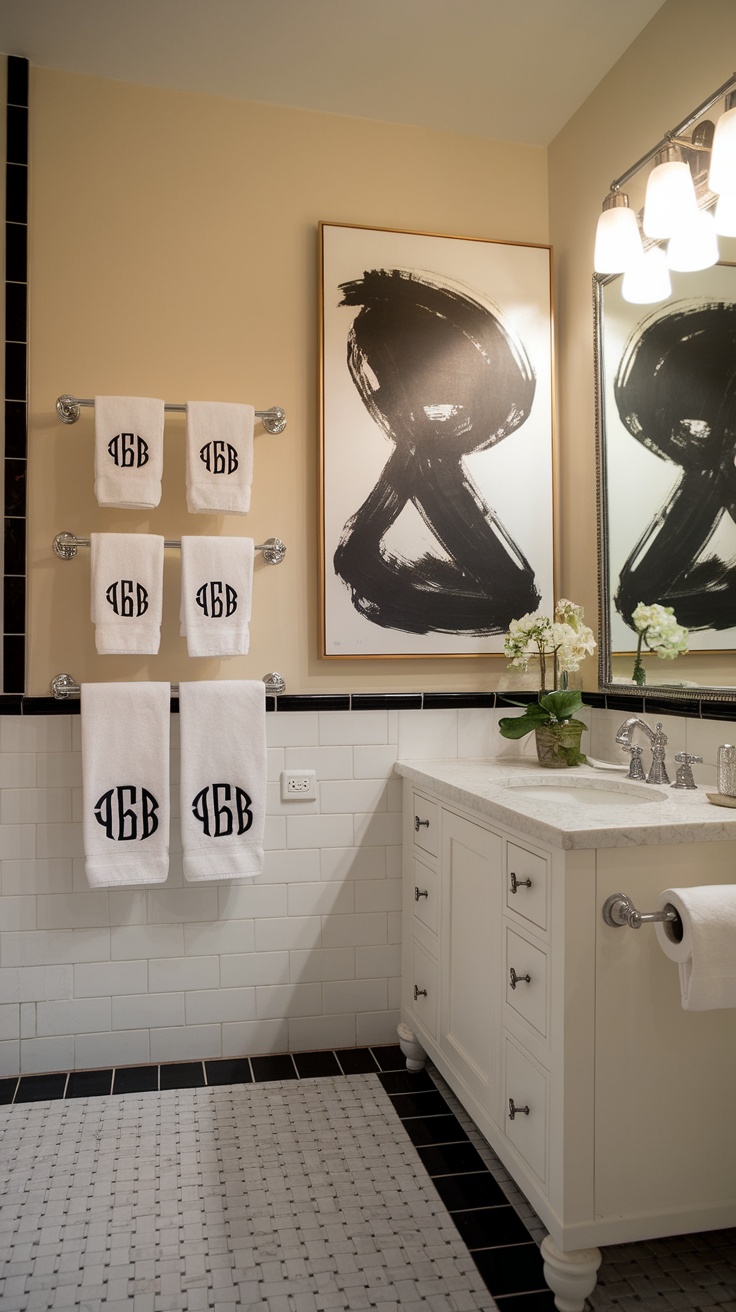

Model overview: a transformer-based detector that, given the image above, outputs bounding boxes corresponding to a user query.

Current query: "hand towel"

[180,536,254,657]
[655,885,736,1010]
[179,680,266,881]
[185,401,255,514]
[91,533,164,655]
[94,396,165,508]
[81,682,170,887]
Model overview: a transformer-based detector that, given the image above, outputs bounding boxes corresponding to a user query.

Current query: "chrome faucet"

[615,716,670,784]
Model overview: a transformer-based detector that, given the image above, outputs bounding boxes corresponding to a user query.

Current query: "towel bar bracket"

[53,532,286,565]
[56,394,287,433]
[602,891,682,934]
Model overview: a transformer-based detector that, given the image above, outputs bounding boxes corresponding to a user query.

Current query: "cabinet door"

[440,810,503,1115]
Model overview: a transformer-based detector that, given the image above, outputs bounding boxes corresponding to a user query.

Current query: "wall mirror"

[595,75,736,702]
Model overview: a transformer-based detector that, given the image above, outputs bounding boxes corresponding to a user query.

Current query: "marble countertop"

[394,757,736,849]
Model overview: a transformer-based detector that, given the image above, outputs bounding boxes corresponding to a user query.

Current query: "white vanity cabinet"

[399,768,736,1311]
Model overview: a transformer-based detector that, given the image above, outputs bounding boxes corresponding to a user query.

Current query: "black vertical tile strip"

[3,57,28,695]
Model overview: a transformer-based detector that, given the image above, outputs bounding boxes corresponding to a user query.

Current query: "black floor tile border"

[0,1041,546,1305]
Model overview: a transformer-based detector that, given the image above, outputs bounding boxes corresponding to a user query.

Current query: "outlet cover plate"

[280,769,317,801]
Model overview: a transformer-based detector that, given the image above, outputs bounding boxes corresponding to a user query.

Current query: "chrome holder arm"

[602,892,682,937]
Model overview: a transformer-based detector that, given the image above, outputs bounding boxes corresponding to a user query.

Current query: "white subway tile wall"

[0,704,716,1076]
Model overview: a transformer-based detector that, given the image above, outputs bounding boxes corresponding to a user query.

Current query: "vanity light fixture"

[594,71,736,295]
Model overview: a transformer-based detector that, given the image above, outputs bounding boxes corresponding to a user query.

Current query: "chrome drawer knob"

[413,985,428,1000]
[508,1098,530,1120]
[414,887,429,901]
[510,872,532,894]
[509,967,531,990]
[414,816,430,831]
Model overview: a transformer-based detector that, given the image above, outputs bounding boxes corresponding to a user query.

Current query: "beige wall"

[549,0,736,689]
[26,68,548,696]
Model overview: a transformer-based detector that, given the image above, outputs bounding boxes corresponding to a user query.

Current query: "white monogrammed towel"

[81,682,170,887]
[94,396,165,508]
[90,534,164,655]
[179,680,266,881]
[180,536,254,657]
[185,401,255,514]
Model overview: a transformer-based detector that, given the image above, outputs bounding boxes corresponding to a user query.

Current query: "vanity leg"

[397,1021,427,1071]
[540,1236,602,1312]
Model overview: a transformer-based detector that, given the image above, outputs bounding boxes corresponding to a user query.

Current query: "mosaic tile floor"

[0,1046,734,1312]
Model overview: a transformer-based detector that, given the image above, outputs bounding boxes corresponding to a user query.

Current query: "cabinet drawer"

[412,857,439,936]
[505,841,548,931]
[412,793,439,858]
[410,938,439,1039]
[504,1036,548,1184]
[505,926,548,1039]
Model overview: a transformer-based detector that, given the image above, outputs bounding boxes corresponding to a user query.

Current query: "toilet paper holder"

[602,892,684,940]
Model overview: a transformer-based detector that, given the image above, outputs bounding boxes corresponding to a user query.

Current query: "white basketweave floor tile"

[0,1075,493,1312]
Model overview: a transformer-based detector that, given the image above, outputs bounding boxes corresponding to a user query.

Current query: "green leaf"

[538,690,584,723]
[498,702,551,739]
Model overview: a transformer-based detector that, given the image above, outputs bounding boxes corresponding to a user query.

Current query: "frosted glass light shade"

[621,247,672,304]
[643,155,698,238]
[709,103,736,196]
[594,200,642,273]
[667,210,719,271]
[714,190,736,236]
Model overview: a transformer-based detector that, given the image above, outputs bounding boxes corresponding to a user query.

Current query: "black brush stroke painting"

[613,300,736,633]
[332,268,541,636]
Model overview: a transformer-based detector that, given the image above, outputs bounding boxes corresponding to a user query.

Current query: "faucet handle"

[671,751,703,790]
[622,743,646,780]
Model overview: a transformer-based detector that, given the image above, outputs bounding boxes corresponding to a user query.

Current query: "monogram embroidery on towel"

[107,433,149,467]
[195,582,238,618]
[94,786,160,841]
[191,784,253,837]
[199,440,239,475]
[105,580,149,617]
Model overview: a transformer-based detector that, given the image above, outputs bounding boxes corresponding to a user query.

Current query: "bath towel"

[180,536,254,657]
[179,680,266,881]
[81,682,170,887]
[185,401,255,514]
[94,396,165,508]
[90,533,164,655]
[655,884,736,1010]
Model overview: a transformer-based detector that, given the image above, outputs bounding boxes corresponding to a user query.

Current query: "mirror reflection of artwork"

[599,263,736,665]
[614,301,736,634]
[320,224,555,658]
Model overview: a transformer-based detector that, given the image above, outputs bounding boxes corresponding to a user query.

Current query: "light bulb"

[667,210,719,271]
[714,190,736,236]
[643,149,698,239]
[709,103,736,196]
[594,193,643,273]
[621,247,672,304]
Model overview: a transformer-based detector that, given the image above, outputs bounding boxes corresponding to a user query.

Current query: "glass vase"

[534,721,585,769]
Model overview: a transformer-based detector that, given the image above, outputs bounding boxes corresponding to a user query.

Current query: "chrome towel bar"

[56,394,287,434]
[602,891,683,939]
[53,532,286,565]
[50,672,287,700]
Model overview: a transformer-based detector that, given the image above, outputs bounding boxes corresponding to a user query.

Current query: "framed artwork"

[319,222,555,658]
[597,262,736,662]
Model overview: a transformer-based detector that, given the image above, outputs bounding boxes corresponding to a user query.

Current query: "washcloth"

[94,396,165,508]
[185,401,255,514]
[655,885,736,1010]
[180,536,254,657]
[179,680,266,881]
[90,533,164,655]
[81,682,170,887]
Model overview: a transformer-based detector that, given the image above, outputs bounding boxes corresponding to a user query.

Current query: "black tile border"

[5,686,736,719]
[0,1042,547,1306]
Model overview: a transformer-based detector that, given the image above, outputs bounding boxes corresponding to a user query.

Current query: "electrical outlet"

[280,769,317,801]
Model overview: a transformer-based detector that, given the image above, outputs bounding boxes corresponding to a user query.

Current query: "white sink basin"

[501,776,668,807]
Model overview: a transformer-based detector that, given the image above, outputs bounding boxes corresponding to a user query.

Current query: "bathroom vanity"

[396,759,736,1310]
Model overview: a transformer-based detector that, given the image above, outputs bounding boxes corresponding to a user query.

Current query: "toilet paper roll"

[655,885,736,1011]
